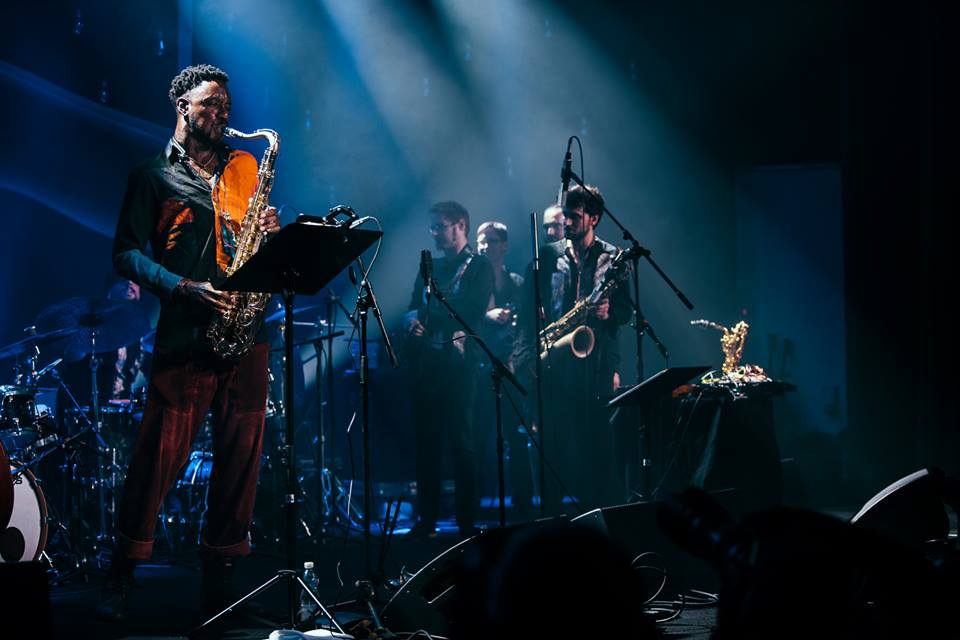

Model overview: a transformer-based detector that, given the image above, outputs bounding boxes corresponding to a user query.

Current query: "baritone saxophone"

[206,126,280,359]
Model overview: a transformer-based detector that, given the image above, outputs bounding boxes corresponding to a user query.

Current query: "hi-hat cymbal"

[140,328,156,354]
[263,304,326,325]
[35,297,151,361]
[0,327,79,361]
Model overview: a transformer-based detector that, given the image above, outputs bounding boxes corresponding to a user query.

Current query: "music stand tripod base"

[189,221,380,636]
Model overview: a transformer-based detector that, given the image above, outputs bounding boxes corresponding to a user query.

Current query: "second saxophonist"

[102,64,279,620]
[512,184,632,514]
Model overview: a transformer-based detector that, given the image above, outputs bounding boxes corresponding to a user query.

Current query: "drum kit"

[0,290,356,579]
[0,294,209,578]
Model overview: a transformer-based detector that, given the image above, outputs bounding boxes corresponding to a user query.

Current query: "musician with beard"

[512,185,632,514]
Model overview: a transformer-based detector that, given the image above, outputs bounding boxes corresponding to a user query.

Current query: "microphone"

[557,137,573,207]
[348,216,373,229]
[419,250,433,303]
[325,204,357,225]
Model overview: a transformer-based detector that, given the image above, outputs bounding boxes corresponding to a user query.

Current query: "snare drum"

[66,402,136,444]
[0,465,48,563]
[0,386,39,452]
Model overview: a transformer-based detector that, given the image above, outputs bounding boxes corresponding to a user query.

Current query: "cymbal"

[140,328,156,354]
[263,304,325,325]
[0,327,79,361]
[35,297,151,361]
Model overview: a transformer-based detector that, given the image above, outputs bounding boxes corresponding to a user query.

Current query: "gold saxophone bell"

[542,324,595,360]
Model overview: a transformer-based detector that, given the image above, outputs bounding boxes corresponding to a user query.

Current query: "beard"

[564,226,585,242]
[187,114,223,146]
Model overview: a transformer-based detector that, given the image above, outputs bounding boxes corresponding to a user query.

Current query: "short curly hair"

[565,184,605,222]
[168,64,229,107]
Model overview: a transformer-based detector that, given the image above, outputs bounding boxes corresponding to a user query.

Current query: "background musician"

[475,221,534,520]
[404,201,494,538]
[97,63,280,620]
[513,184,632,514]
[542,204,565,243]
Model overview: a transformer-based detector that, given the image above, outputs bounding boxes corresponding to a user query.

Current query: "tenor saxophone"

[206,127,280,359]
[539,246,634,360]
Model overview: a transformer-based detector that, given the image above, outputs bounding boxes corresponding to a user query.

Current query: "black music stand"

[190,220,380,636]
[607,366,710,501]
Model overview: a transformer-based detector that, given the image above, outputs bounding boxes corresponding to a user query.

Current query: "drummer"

[55,277,155,427]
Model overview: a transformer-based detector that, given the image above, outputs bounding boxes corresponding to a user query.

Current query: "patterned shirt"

[112,139,260,352]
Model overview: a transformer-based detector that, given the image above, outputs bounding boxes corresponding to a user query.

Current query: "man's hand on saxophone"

[590,298,610,321]
[174,279,232,313]
[254,200,280,235]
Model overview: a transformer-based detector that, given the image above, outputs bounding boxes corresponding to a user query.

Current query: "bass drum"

[0,443,11,531]
[0,466,48,563]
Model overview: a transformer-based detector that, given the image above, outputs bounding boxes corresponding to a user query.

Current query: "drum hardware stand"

[190,215,379,637]
[307,308,345,542]
[83,328,111,545]
[319,290,362,539]
[427,278,527,528]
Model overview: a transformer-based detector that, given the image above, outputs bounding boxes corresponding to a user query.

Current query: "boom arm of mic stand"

[355,257,400,369]
[565,168,694,311]
[429,280,526,396]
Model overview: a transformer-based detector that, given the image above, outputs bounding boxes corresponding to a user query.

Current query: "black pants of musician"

[412,348,478,535]
[539,356,618,515]
[115,343,268,560]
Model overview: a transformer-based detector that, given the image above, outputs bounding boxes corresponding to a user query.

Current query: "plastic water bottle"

[299,561,319,621]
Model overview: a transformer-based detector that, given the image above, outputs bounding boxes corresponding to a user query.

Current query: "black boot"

[95,558,137,621]
[201,556,236,615]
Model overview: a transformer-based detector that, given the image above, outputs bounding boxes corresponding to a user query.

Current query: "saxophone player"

[512,185,632,515]
[98,64,279,620]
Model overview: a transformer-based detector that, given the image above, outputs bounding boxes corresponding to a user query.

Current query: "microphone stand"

[428,278,526,527]
[528,213,548,517]
[565,167,691,501]
[564,168,692,380]
[352,256,399,578]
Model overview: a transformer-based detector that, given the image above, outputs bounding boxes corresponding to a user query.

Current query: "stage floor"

[49,524,717,639]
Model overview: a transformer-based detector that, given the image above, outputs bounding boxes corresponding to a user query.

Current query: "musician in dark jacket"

[405,201,494,537]
[513,185,632,514]
[474,220,535,520]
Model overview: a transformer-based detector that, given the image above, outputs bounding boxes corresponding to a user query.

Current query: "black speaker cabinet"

[0,561,54,638]
[851,467,960,550]
[379,519,560,637]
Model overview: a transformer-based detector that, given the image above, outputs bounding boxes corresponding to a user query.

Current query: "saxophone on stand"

[690,317,770,385]
[206,127,280,359]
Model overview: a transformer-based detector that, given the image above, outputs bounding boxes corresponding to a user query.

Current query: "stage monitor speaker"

[850,467,960,550]
[573,498,727,597]
[0,561,54,637]
[379,518,561,637]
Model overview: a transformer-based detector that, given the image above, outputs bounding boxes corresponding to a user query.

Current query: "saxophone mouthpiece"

[223,127,241,138]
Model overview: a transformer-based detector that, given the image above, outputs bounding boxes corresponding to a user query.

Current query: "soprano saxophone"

[539,245,635,360]
[206,126,280,359]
